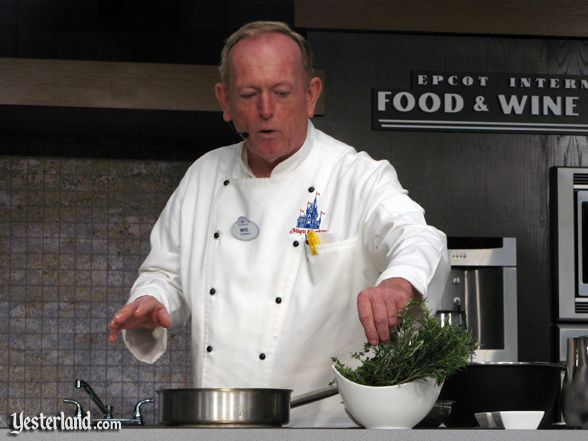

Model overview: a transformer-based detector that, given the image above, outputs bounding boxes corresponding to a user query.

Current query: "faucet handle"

[133,398,154,423]
[63,399,84,418]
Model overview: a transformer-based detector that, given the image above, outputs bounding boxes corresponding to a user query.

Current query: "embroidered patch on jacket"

[289,193,327,234]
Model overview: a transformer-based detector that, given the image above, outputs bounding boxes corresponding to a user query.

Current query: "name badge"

[231,216,259,241]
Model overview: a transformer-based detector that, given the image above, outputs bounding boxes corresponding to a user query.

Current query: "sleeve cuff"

[376,266,427,296]
[122,327,167,364]
[376,256,450,313]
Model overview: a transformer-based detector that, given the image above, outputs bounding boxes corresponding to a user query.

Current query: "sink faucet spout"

[75,379,113,419]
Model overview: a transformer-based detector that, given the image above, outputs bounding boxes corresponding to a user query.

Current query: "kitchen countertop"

[7,427,588,441]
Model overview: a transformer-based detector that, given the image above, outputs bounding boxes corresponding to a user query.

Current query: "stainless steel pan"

[157,385,339,426]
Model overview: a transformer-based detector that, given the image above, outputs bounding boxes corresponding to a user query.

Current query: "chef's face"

[215,32,322,176]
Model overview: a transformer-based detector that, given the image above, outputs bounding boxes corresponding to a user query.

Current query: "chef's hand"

[108,295,172,344]
[357,277,418,345]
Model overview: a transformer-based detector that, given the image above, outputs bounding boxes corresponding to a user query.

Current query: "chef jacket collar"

[239,120,315,178]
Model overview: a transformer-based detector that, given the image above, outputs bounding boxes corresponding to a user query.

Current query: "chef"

[108,20,449,427]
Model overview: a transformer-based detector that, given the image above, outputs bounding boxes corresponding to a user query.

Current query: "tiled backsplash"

[0,156,192,424]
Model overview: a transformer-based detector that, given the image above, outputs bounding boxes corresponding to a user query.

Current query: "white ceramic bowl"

[493,411,544,430]
[332,366,442,429]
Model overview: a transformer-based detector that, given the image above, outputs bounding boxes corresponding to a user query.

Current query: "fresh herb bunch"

[333,299,477,386]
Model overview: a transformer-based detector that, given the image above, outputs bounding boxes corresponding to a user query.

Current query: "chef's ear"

[305,76,323,118]
[215,82,232,122]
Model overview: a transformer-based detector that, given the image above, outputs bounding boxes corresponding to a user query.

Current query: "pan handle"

[290,385,339,408]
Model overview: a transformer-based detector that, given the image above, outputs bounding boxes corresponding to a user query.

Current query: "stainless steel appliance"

[551,167,588,361]
[551,167,588,320]
[441,237,518,362]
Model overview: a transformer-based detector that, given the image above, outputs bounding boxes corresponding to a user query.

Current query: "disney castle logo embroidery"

[289,193,326,234]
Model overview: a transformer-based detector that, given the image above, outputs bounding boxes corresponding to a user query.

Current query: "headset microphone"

[228,121,249,140]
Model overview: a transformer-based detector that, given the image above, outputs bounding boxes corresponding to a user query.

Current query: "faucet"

[64,379,154,426]
[75,379,113,419]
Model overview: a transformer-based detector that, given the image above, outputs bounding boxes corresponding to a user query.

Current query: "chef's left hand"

[357,277,418,345]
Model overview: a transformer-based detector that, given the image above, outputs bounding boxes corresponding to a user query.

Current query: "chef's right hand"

[107,295,172,344]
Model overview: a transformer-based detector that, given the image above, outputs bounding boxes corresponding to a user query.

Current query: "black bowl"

[439,362,565,428]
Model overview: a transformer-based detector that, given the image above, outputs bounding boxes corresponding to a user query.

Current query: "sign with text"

[373,72,588,134]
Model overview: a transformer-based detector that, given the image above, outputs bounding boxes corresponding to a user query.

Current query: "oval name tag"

[231,216,259,241]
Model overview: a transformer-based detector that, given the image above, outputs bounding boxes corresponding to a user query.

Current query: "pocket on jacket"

[304,236,364,291]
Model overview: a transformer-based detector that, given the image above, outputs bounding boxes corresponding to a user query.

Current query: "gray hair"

[219,21,315,86]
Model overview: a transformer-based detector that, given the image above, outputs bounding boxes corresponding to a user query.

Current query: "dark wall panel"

[1,1,231,63]
[0,0,300,63]
[296,0,588,38]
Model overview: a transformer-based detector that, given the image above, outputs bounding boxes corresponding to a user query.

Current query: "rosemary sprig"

[332,299,477,386]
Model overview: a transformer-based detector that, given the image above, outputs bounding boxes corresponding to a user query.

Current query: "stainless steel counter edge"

[6,428,588,441]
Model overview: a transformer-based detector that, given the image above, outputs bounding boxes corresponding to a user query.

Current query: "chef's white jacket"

[124,121,449,427]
